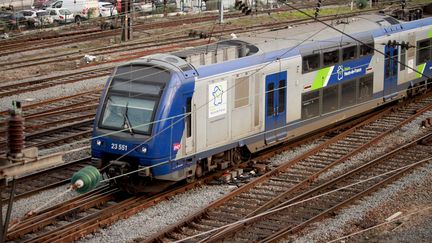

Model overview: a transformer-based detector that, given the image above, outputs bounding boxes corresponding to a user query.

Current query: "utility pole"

[121,0,132,41]
[219,0,223,24]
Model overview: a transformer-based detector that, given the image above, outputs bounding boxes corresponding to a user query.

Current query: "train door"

[384,45,399,98]
[265,71,287,144]
[184,95,194,155]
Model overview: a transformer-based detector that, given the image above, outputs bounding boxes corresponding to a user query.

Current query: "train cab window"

[416,39,431,65]
[322,85,339,114]
[186,97,192,138]
[234,77,250,108]
[302,54,320,73]
[358,74,374,103]
[323,49,340,67]
[341,79,357,109]
[342,46,357,61]
[301,90,320,120]
[360,43,374,56]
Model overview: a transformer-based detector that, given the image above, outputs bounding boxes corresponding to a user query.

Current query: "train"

[91,13,432,193]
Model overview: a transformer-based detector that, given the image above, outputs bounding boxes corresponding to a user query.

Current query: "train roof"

[242,14,400,53]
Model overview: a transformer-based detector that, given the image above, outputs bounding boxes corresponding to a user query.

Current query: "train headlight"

[141,146,148,154]
[96,140,103,146]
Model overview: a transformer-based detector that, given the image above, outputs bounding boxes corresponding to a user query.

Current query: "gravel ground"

[289,162,432,243]
[4,101,431,242]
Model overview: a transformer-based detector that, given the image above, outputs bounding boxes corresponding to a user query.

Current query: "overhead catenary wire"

[97,23,333,179]
[64,3,431,182]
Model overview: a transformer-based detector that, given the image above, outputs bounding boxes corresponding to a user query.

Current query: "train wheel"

[232,149,242,165]
[195,163,203,178]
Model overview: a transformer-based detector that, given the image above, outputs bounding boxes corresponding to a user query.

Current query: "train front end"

[91,54,196,193]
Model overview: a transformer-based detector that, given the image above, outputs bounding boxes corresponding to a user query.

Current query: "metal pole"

[0,182,4,241]
[3,178,16,242]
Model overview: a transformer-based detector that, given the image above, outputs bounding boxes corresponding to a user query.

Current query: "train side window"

[278,79,286,113]
[323,49,340,67]
[267,83,275,116]
[302,54,320,73]
[341,79,357,109]
[384,49,391,79]
[416,39,431,65]
[301,90,320,120]
[322,85,338,114]
[360,43,374,56]
[400,47,406,71]
[186,97,192,138]
[342,46,357,61]
[358,74,374,103]
[234,77,249,108]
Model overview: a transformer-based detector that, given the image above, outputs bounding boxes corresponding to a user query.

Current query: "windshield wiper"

[122,102,134,135]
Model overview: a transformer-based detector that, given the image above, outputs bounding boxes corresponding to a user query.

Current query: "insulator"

[8,112,24,158]
[71,166,102,194]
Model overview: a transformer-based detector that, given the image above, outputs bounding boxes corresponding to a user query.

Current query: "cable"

[78,5,432,182]
[327,206,432,243]
[97,23,333,179]
[171,157,432,242]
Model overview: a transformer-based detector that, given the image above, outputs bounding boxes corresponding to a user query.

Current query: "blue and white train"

[91,14,432,193]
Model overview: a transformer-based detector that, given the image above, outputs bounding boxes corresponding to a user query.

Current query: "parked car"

[98,1,117,17]
[48,0,99,23]
[19,9,53,27]
[132,0,153,13]
[32,0,57,9]
[0,11,27,30]
[46,8,74,24]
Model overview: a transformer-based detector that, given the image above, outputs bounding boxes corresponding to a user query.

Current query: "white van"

[49,0,100,23]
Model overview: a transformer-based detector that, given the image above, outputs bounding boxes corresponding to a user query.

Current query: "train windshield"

[98,64,171,135]
[101,95,156,134]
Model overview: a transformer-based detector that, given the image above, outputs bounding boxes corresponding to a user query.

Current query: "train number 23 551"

[111,143,128,151]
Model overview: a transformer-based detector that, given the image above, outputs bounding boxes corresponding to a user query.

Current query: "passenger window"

[186,97,192,138]
[341,79,357,109]
[342,46,357,61]
[360,43,374,56]
[278,80,285,113]
[267,83,274,116]
[358,74,373,103]
[234,77,249,108]
[301,90,320,119]
[416,39,431,65]
[302,54,320,73]
[384,49,391,79]
[400,47,406,71]
[322,85,338,114]
[323,49,339,66]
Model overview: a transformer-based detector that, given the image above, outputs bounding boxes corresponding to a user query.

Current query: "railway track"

[0,67,111,98]
[0,1,342,56]
[201,133,432,242]
[3,4,398,71]
[145,94,432,242]
[0,90,101,118]
[5,168,231,242]
[0,91,102,154]
[4,92,431,241]
[1,157,92,202]
[0,9,384,99]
